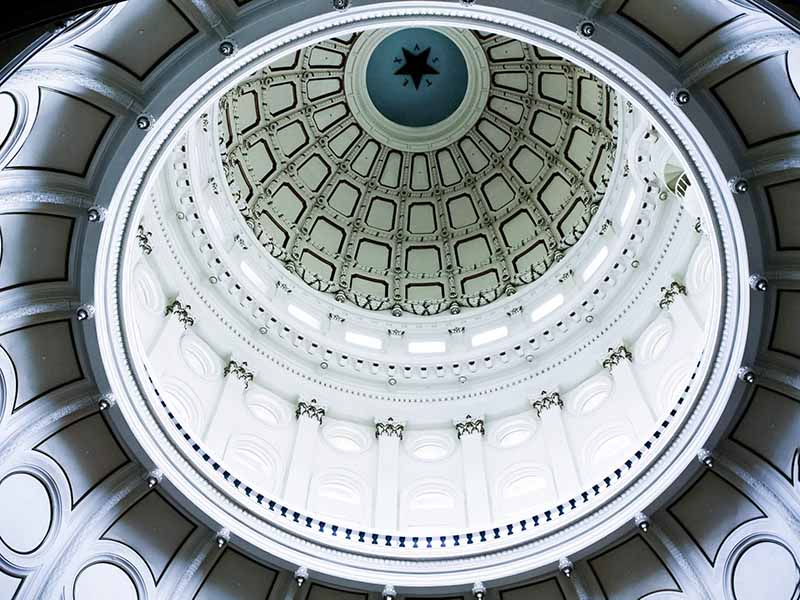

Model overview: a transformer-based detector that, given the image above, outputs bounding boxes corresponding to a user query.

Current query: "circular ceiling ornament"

[365,28,469,128]
[346,27,488,151]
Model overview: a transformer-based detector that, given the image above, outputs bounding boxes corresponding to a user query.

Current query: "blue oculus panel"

[366,28,469,128]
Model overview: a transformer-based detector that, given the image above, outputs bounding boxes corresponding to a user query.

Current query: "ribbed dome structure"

[218,29,617,315]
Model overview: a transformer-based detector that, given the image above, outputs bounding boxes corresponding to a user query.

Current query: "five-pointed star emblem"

[394,47,439,90]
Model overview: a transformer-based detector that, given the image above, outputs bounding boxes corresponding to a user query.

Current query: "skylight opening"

[408,340,446,354]
[620,188,636,226]
[530,294,564,323]
[287,304,320,329]
[345,331,383,350]
[582,246,609,282]
[471,326,508,347]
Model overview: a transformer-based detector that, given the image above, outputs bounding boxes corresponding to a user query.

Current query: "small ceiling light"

[136,114,151,130]
[388,377,397,386]
[218,40,236,57]
[332,0,350,10]
[216,535,227,548]
[731,178,749,194]
[294,566,309,588]
[320,361,329,369]
[672,89,691,106]
[259,326,268,335]
[559,557,574,578]
[87,207,105,223]
[738,367,756,384]
[578,21,596,37]
[697,449,714,469]
[76,304,94,321]
[749,274,768,292]
[146,474,160,489]
[98,395,112,411]
[635,512,650,533]
[458,375,467,384]
[382,585,397,600]
[472,582,487,599]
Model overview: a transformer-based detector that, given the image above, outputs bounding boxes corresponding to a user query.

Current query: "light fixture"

[382,584,397,600]
[218,40,236,56]
[635,512,650,533]
[697,449,714,469]
[98,395,113,411]
[136,114,151,130]
[87,206,105,222]
[76,304,94,321]
[731,177,749,194]
[472,582,487,599]
[294,566,309,588]
[559,557,574,578]
[749,274,768,292]
[738,367,756,384]
[672,89,691,105]
[578,21,596,37]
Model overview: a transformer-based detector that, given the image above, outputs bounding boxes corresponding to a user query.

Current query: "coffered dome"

[218,28,617,315]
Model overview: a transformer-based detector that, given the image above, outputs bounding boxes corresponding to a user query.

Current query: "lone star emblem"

[394,46,439,90]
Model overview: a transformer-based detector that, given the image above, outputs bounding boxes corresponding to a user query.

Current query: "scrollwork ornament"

[296,399,325,424]
[531,390,563,418]
[602,345,632,371]
[224,359,254,388]
[658,281,687,310]
[165,299,195,328]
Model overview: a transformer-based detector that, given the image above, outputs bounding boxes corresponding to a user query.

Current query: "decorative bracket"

[224,359,254,388]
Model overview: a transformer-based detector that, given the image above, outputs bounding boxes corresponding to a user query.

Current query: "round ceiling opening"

[365,28,468,127]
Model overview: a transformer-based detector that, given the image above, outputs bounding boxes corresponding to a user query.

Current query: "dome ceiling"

[218,29,618,315]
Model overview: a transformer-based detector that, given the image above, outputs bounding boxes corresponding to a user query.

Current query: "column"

[283,398,325,508]
[147,299,194,378]
[532,392,581,498]
[373,417,404,530]
[204,359,253,454]
[602,345,656,438]
[455,415,492,527]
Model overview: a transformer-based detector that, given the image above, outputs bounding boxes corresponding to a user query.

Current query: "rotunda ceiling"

[218,28,618,315]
